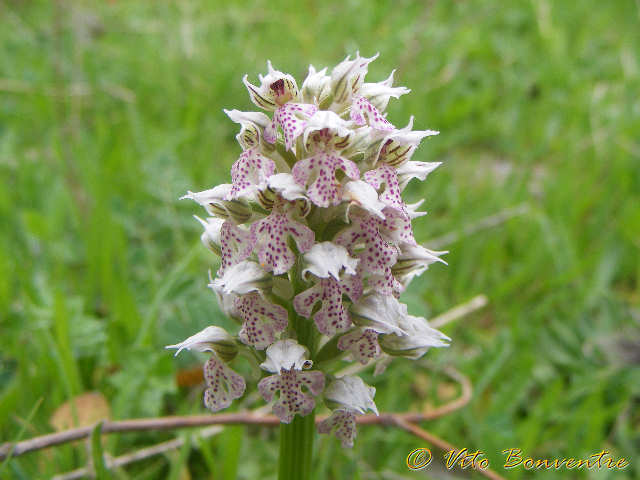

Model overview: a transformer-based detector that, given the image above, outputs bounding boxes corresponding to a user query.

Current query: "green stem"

[278,411,316,480]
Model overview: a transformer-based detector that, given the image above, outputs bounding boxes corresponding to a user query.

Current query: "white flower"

[359,70,410,112]
[342,180,387,219]
[165,326,234,357]
[393,244,447,286]
[330,52,379,107]
[260,339,312,372]
[210,260,271,295]
[181,185,252,222]
[397,160,441,191]
[258,340,324,422]
[302,242,358,280]
[368,117,439,167]
[301,65,331,104]
[224,109,272,149]
[265,173,307,202]
[405,199,427,219]
[243,61,300,110]
[181,184,231,209]
[302,110,354,152]
[194,215,224,254]
[349,293,407,335]
[379,315,450,359]
[318,376,377,448]
[324,375,378,415]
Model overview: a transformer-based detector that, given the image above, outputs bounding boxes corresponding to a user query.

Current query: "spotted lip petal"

[258,368,325,423]
[250,207,315,275]
[378,206,417,246]
[293,274,362,336]
[218,222,256,275]
[334,212,398,277]
[365,267,404,297]
[301,242,358,280]
[364,164,404,213]
[267,103,318,152]
[350,96,395,131]
[236,292,288,350]
[203,353,246,412]
[258,340,325,423]
[317,409,357,448]
[324,376,378,415]
[228,149,276,200]
[292,151,360,208]
[379,314,450,359]
[337,327,381,364]
[165,326,234,357]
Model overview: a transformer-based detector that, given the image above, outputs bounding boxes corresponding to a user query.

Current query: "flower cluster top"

[167,53,450,448]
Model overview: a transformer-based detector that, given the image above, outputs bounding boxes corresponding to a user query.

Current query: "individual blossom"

[292,111,361,208]
[258,340,325,423]
[318,376,378,448]
[365,117,439,168]
[329,52,379,108]
[250,200,314,275]
[244,62,317,152]
[294,243,362,336]
[166,327,245,411]
[337,327,381,364]
[236,292,288,350]
[379,314,451,359]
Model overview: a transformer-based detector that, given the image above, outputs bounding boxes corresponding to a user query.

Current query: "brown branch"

[0,368,471,462]
[430,295,488,329]
[392,417,507,480]
[52,426,224,480]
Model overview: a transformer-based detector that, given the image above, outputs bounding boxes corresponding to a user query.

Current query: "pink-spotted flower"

[318,376,378,448]
[258,340,325,423]
[166,327,245,411]
[172,54,451,447]
[294,242,362,336]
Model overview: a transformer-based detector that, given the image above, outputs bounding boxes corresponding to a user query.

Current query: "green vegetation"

[1,0,638,478]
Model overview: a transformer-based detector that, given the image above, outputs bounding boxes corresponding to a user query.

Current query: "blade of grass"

[0,398,43,475]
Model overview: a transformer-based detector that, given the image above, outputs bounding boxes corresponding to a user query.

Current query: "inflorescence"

[167,53,450,448]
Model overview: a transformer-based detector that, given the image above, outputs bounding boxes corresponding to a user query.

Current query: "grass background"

[1,0,639,478]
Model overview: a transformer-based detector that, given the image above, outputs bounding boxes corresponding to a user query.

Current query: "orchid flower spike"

[171,53,450,448]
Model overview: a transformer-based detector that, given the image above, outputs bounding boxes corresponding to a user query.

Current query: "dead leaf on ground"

[50,391,111,431]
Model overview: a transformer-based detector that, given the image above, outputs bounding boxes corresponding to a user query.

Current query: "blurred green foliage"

[1,0,639,478]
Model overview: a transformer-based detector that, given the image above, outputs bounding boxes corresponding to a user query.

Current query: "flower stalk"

[278,411,315,480]
[167,52,452,476]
